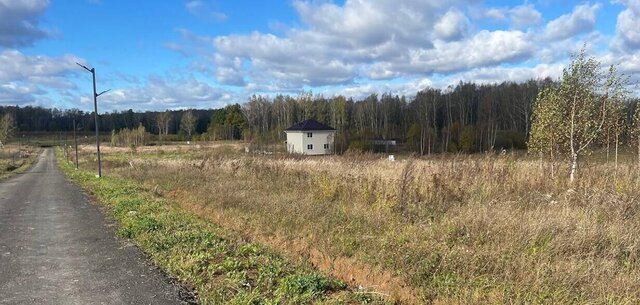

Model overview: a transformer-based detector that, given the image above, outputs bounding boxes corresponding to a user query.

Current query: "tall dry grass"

[0,144,39,178]
[87,146,640,304]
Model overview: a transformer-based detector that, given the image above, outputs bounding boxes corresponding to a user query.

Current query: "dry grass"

[0,144,39,179]
[75,144,640,304]
[83,142,244,154]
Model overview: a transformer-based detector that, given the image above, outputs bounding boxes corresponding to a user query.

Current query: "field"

[66,143,640,304]
[0,144,39,180]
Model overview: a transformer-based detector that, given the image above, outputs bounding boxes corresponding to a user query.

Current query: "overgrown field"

[0,144,39,180]
[58,147,386,305]
[71,143,640,304]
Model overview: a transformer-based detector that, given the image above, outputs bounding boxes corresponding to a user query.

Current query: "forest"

[1,77,638,154]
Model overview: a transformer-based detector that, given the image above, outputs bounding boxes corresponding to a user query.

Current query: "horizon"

[0,79,548,114]
[1,0,639,113]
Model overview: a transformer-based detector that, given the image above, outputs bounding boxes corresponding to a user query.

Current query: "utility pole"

[77,62,110,178]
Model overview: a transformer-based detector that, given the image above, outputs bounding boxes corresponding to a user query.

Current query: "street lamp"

[77,62,110,178]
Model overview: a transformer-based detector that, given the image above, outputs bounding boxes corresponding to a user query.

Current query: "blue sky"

[0,0,639,112]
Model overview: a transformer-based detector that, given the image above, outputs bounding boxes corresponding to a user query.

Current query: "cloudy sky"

[0,0,638,112]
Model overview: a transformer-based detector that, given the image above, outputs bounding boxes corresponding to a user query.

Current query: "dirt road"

[0,148,191,304]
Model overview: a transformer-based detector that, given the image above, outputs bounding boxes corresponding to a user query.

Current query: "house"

[284,119,336,155]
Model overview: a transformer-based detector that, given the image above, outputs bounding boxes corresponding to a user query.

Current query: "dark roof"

[285,119,336,131]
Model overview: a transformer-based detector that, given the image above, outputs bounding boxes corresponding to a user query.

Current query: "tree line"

[0,106,215,135]
[241,80,544,153]
[0,70,637,159]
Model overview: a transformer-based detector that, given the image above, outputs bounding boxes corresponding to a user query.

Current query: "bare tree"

[180,110,197,140]
[0,113,16,147]
[156,111,171,143]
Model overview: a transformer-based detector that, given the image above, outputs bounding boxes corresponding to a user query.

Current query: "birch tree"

[529,48,629,182]
[0,113,16,146]
[608,99,627,171]
[528,86,564,176]
[180,110,197,140]
[631,105,640,167]
[156,111,171,143]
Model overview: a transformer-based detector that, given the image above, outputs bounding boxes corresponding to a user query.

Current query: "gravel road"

[0,148,192,305]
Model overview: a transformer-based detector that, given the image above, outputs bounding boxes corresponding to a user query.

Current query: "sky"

[0,0,639,113]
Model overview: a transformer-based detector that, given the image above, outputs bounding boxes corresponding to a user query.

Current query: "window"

[324,144,329,149]
[307,144,313,150]
[307,132,313,138]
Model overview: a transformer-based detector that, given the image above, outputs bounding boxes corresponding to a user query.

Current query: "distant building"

[371,138,397,153]
[371,139,397,146]
[284,119,336,155]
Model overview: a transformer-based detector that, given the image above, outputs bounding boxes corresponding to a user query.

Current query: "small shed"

[284,119,336,155]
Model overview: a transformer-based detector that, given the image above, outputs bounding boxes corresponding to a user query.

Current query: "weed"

[276,273,346,303]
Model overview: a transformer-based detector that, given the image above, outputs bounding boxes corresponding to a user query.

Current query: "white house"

[284,119,336,155]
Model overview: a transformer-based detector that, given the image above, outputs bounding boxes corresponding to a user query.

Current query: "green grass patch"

[57,149,384,304]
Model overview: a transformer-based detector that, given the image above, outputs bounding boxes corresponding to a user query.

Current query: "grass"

[0,144,39,180]
[71,144,640,304]
[57,148,386,305]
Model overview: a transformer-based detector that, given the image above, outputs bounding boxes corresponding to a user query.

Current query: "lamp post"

[77,62,110,178]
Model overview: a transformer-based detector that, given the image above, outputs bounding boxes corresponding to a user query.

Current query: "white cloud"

[0,50,81,83]
[434,9,469,41]
[601,51,640,75]
[214,32,357,87]
[0,50,84,105]
[0,82,43,103]
[447,63,565,85]
[613,0,640,51]
[292,0,445,47]
[208,0,466,88]
[196,0,537,92]
[509,4,543,29]
[164,42,191,57]
[159,0,638,104]
[614,0,640,12]
[185,0,227,22]
[214,54,245,86]
[102,76,231,111]
[543,3,600,41]
[478,4,542,29]
[0,0,51,48]
[315,78,435,101]
[363,62,402,80]
[537,32,606,63]
[482,8,506,21]
[404,30,534,74]
[619,54,640,75]
[600,50,640,96]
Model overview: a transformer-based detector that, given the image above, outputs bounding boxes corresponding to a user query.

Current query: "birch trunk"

[570,153,578,183]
